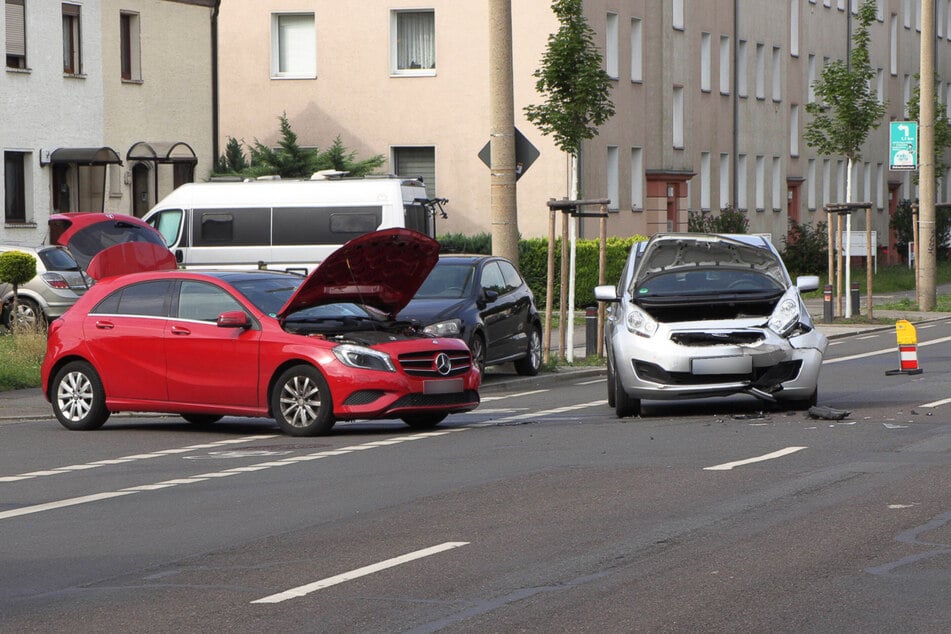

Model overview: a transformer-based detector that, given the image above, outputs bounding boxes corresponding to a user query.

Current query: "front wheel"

[614,373,641,418]
[271,365,335,436]
[51,361,110,430]
[401,413,448,429]
[514,325,542,376]
[469,333,486,375]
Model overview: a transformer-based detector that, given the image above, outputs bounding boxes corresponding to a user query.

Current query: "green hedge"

[438,233,648,309]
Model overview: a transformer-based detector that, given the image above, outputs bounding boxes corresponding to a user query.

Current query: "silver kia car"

[0,245,92,330]
[595,233,828,417]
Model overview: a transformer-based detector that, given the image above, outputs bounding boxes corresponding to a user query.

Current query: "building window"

[877,163,885,209]
[821,159,830,206]
[719,153,730,209]
[890,14,898,75]
[808,159,817,210]
[631,18,642,82]
[737,40,748,97]
[605,12,618,79]
[391,9,435,75]
[771,46,782,102]
[876,68,885,102]
[947,0,951,38]
[790,104,800,157]
[838,0,846,11]
[790,0,800,57]
[606,146,619,210]
[719,36,730,94]
[631,147,643,210]
[755,43,765,100]
[673,86,684,148]
[271,13,316,79]
[903,74,912,117]
[939,0,945,37]
[755,155,765,210]
[807,54,816,102]
[4,151,28,223]
[673,0,684,30]
[916,0,922,31]
[6,0,26,69]
[863,162,872,204]
[700,32,711,92]
[738,154,748,209]
[120,12,141,81]
[393,146,435,198]
[772,157,782,211]
[903,0,911,28]
[700,152,711,210]
[62,3,82,75]
[836,160,845,203]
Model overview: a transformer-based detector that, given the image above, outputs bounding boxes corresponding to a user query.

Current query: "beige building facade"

[216,1,951,252]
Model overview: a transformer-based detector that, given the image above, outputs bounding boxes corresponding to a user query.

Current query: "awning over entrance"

[50,147,122,166]
[126,141,197,164]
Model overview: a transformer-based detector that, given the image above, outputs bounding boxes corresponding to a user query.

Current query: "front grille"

[390,390,480,408]
[670,331,765,346]
[398,350,472,377]
[343,390,385,406]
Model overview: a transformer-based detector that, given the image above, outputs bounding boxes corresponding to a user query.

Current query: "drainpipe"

[212,1,221,166]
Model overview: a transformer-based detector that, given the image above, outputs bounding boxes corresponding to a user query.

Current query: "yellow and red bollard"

[885,320,923,375]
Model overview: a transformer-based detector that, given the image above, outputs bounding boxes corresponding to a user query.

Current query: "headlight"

[625,306,658,337]
[768,297,800,336]
[333,344,396,372]
[422,319,462,337]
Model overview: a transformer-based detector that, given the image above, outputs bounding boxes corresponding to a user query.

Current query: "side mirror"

[478,288,499,308]
[594,285,620,302]
[796,275,819,293]
[217,310,250,328]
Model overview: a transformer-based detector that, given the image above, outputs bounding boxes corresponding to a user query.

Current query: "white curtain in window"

[278,14,315,76]
[397,11,435,70]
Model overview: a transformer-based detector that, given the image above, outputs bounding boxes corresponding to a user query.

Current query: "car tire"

[271,365,336,436]
[514,325,542,376]
[606,357,617,408]
[469,333,486,375]
[6,298,43,332]
[181,414,223,425]
[615,374,641,418]
[401,413,448,429]
[51,361,110,431]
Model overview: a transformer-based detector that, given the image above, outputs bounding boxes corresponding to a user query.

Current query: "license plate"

[423,379,464,394]
[691,356,752,375]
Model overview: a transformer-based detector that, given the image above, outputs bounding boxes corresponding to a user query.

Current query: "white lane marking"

[0,436,277,483]
[576,378,606,386]
[251,541,470,604]
[825,334,951,365]
[704,446,808,471]
[0,429,467,522]
[471,400,607,426]
[921,396,951,408]
[480,389,549,403]
[858,335,880,340]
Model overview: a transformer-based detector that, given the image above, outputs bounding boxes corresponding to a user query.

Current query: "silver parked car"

[595,233,828,417]
[0,245,92,330]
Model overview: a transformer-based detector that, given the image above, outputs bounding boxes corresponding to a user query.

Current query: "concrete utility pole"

[919,0,937,310]
[488,0,520,265]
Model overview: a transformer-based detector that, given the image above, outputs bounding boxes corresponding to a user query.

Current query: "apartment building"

[217,0,951,253]
[1,0,216,246]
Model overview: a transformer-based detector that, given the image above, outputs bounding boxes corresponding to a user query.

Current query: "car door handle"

[95,320,114,330]
[170,325,191,336]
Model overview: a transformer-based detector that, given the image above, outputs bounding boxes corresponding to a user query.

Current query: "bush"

[890,198,951,261]
[687,205,750,233]
[782,218,829,276]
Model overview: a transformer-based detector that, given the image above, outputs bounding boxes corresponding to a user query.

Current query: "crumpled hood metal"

[277,228,439,319]
[635,233,786,287]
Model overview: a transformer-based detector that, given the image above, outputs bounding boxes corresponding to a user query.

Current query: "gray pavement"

[3,284,949,423]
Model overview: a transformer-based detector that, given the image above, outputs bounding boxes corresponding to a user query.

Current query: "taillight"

[41,272,70,290]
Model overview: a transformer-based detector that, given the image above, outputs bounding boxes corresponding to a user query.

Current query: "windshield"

[635,269,784,297]
[148,209,183,247]
[230,276,378,321]
[414,263,476,299]
[39,247,81,271]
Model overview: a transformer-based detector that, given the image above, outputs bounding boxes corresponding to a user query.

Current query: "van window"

[193,208,270,246]
[272,206,382,245]
[148,209,184,247]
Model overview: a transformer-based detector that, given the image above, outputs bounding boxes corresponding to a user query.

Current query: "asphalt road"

[1,321,950,632]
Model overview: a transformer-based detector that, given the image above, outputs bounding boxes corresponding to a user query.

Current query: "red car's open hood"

[48,212,176,279]
[277,228,440,319]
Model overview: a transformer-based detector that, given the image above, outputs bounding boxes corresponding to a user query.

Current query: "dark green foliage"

[524,0,615,156]
[216,136,248,174]
[319,137,386,177]
[782,218,829,276]
[437,233,647,308]
[0,251,36,288]
[688,206,750,234]
[890,199,951,261]
[904,73,951,186]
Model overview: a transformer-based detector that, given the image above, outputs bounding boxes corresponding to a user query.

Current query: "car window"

[38,247,80,271]
[415,263,475,299]
[92,280,172,317]
[231,276,303,315]
[637,270,782,296]
[149,209,184,248]
[480,261,506,296]
[498,260,524,293]
[178,281,245,322]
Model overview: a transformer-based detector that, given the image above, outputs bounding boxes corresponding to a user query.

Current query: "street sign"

[478,127,540,181]
[889,120,918,170]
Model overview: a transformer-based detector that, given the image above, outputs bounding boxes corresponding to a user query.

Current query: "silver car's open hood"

[634,234,786,286]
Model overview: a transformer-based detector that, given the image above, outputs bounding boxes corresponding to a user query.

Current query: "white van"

[142,176,439,274]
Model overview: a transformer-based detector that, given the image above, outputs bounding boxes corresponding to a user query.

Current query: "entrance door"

[132,163,150,217]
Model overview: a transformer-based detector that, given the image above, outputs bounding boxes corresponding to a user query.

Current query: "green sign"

[889,121,918,170]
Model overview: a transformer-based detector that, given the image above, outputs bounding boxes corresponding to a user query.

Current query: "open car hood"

[48,213,176,279]
[635,233,786,286]
[277,228,440,319]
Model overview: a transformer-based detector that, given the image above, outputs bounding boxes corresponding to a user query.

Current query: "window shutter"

[6,1,25,57]
[394,147,436,198]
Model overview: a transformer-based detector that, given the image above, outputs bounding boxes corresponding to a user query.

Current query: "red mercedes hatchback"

[41,228,480,436]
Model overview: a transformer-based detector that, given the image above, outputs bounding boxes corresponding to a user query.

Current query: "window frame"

[62,2,82,76]
[390,9,436,77]
[6,0,27,70]
[120,11,142,82]
[270,12,316,80]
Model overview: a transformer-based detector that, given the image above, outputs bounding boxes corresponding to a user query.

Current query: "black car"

[398,255,543,376]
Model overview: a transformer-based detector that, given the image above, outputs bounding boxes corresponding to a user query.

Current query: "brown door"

[132,163,150,217]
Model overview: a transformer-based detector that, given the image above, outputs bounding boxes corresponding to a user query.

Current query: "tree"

[216,136,248,174]
[904,73,951,186]
[524,0,615,196]
[0,250,36,334]
[688,206,749,234]
[318,136,385,177]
